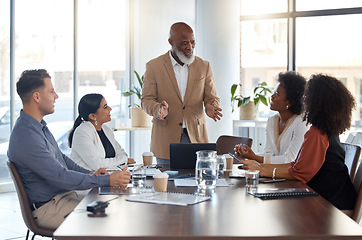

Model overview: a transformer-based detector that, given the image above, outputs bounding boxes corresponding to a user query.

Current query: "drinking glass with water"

[195,150,218,190]
[245,170,259,193]
[216,155,226,178]
[132,165,146,193]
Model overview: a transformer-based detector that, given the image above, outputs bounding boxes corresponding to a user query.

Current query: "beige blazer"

[141,52,220,159]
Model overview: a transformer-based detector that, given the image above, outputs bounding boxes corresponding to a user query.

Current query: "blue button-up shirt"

[7,110,109,205]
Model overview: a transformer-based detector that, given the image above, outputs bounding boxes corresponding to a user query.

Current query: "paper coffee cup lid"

[153,172,169,178]
[143,152,154,156]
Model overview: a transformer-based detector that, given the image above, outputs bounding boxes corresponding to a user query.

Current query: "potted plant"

[230,82,273,120]
[122,70,150,127]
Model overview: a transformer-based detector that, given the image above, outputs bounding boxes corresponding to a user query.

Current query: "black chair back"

[342,143,361,181]
[216,135,253,155]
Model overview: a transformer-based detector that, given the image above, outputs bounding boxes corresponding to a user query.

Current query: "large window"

[240,19,288,111]
[240,0,362,124]
[77,0,129,149]
[16,0,74,126]
[0,0,129,182]
[296,14,362,124]
[0,0,11,179]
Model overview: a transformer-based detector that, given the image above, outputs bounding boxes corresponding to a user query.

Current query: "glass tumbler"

[216,155,226,178]
[132,165,146,193]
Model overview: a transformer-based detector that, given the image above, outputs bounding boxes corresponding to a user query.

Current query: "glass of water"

[245,170,259,193]
[216,155,226,178]
[132,165,146,193]
[195,150,218,190]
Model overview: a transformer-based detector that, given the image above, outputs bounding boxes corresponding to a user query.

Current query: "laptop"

[169,143,217,169]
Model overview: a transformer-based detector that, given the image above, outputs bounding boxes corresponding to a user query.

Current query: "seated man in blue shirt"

[7,69,131,229]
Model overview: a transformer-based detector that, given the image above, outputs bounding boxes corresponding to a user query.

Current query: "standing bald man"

[141,22,223,163]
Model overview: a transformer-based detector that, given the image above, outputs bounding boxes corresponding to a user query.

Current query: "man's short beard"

[174,46,195,65]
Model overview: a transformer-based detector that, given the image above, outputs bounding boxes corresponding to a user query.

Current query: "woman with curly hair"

[240,74,357,212]
[236,71,309,164]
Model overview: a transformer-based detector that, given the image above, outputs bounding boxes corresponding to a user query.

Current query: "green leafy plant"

[231,82,273,112]
[122,70,144,108]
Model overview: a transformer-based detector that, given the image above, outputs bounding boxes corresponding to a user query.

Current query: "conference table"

[54,166,362,239]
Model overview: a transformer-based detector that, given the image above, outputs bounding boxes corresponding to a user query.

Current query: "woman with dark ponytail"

[69,93,135,170]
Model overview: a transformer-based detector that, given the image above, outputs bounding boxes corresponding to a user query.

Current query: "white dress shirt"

[262,114,309,164]
[169,50,189,127]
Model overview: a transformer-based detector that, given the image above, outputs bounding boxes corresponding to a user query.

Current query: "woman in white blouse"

[69,93,135,170]
[236,71,309,164]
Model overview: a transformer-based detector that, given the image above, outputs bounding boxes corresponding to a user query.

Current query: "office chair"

[7,161,55,240]
[216,135,253,156]
[352,160,362,223]
[342,143,361,182]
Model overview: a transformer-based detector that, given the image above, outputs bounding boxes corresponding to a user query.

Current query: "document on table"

[106,167,161,177]
[228,169,246,178]
[174,178,230,187]
[126,192,211,206]
[145,168,162,177]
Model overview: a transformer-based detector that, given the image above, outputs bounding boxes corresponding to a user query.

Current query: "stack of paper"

[126,192,211,206]
[145,168,162,177]
[174,178,230,187]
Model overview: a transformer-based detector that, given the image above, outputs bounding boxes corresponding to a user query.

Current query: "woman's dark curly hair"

[277,71,306,115]
[303,74,355,136]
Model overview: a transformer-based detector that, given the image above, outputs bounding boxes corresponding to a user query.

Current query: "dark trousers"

[156,128,191,164]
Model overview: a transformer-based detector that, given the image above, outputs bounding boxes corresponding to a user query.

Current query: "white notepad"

[145,168,162,177]
[126,192,211,206]
[174,178,230,187]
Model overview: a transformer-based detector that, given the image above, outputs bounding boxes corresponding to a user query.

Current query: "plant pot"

[131,107,150,127]
[239,101,256,120]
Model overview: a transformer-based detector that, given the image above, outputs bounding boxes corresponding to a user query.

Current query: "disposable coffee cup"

[153,172,169,192]
[224,154,233,170]
[142,152,154,166]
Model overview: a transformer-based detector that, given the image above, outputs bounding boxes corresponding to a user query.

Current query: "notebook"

[173,178,230,187]
[250,188,319,200]
[126,192,211,206]
[169,143,217,169]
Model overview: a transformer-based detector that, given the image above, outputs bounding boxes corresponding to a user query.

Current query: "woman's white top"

[70,121,128,170]
[262,114,309,164]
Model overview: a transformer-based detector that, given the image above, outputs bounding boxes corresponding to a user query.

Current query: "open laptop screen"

[169,143,217,169]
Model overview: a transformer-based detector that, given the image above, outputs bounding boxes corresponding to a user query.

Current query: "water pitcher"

[195,150,218,190]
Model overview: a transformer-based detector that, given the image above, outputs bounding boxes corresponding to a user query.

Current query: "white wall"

[131,0,196,161]
[196,0,241,143]
[131,0,240,160]
[133,0,196,74]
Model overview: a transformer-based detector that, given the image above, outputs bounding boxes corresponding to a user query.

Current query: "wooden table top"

[54,167,362,239]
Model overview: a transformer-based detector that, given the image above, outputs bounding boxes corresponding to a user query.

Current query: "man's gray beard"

[174,47,195,65]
